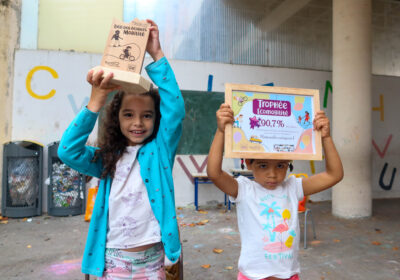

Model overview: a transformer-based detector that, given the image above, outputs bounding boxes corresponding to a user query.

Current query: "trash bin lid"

[13,140,44,147]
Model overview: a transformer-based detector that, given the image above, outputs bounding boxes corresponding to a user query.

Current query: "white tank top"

[106,145,161,249]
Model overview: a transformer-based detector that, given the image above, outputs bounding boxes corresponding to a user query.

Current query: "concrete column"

[332,0,372,218]
[0,1,21,210]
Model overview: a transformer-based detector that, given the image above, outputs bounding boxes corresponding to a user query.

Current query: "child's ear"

[245,159,252,170]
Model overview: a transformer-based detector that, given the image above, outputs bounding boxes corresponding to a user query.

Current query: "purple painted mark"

[45,259,81,275]
[177,157,194,183]
[177,156,209,183]
[189,155,208,173]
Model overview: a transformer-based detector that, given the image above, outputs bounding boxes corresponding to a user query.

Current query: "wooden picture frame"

[225,83,322,160]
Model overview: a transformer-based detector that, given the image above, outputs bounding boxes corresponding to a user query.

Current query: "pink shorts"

[238,271,300,280]
[99,243,165,280]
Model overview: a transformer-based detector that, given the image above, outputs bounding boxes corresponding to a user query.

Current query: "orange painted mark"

[372,94,384,121]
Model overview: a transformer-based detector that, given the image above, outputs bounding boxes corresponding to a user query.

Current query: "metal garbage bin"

[47,141,85,216]
[1,141,43,217]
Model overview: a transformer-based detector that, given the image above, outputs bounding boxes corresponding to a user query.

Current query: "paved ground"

[0,199,399,280]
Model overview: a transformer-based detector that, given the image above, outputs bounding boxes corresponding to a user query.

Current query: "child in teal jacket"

[58,20,184,278]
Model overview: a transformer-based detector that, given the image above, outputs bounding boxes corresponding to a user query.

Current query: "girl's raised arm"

[302,111,344,195]
[207,104,239,198]
[145,20,185,161]
[58,68,120,178]
[145,19,164,62]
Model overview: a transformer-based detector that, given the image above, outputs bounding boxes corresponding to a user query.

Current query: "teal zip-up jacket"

[58,57,185,277]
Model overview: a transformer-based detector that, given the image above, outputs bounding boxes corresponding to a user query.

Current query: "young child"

[58,20,184,279]
[207,104,343,280]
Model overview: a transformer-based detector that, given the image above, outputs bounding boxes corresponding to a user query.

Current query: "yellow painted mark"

[309,160,316,174]
[372,94,384,121]
[26,66,58,100]
[289,173,309,179]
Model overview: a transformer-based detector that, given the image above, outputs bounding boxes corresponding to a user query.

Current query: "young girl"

[207,104,343,280]
[58,20,184,279]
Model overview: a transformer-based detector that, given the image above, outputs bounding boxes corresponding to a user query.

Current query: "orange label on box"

[85,187,99,222]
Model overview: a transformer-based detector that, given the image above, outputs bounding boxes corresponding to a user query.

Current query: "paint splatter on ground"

[45,259,82,275]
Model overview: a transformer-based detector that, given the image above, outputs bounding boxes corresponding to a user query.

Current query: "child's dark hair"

[93,88,161,178]
[248,159,294,172]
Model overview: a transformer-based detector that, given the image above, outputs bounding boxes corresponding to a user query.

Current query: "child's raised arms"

[145,19,164,62]
[302,111,344,195]
[207,103,239,198]
[86,69,121,113]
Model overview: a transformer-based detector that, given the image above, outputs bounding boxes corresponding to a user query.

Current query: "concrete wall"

[9,49,400,211]
[0,0,21,211]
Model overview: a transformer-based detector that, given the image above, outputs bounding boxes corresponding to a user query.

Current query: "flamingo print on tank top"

[260,198,296,256]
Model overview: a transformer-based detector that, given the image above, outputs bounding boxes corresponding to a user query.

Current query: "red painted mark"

[189,155,208,173]
[372,134,393,159]
[177,156,209,183]
[177,157,194,183]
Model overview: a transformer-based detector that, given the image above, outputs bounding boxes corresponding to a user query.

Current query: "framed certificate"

[225,83,322,160]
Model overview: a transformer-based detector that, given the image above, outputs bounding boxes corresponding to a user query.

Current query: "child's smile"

[118,94,156,146]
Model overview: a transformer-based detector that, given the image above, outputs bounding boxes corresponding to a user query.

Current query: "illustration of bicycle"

[119,46,136,61]
[237,96,248,106]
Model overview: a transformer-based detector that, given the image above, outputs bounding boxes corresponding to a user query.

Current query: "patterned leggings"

[99,243,165,280]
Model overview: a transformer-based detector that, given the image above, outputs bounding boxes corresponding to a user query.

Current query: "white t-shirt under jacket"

[106,145,161,249]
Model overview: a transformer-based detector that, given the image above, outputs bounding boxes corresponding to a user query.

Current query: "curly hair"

[93,88,161,178]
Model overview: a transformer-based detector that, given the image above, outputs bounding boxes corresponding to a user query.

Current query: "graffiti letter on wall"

[379,162,397,191]
[177,156,208,183]
[26,66,58,100]
[68,94,90,115]
[323,80,332,108]
[372,134,393,159]
[309,160,316,174]
[372,94,384,121]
